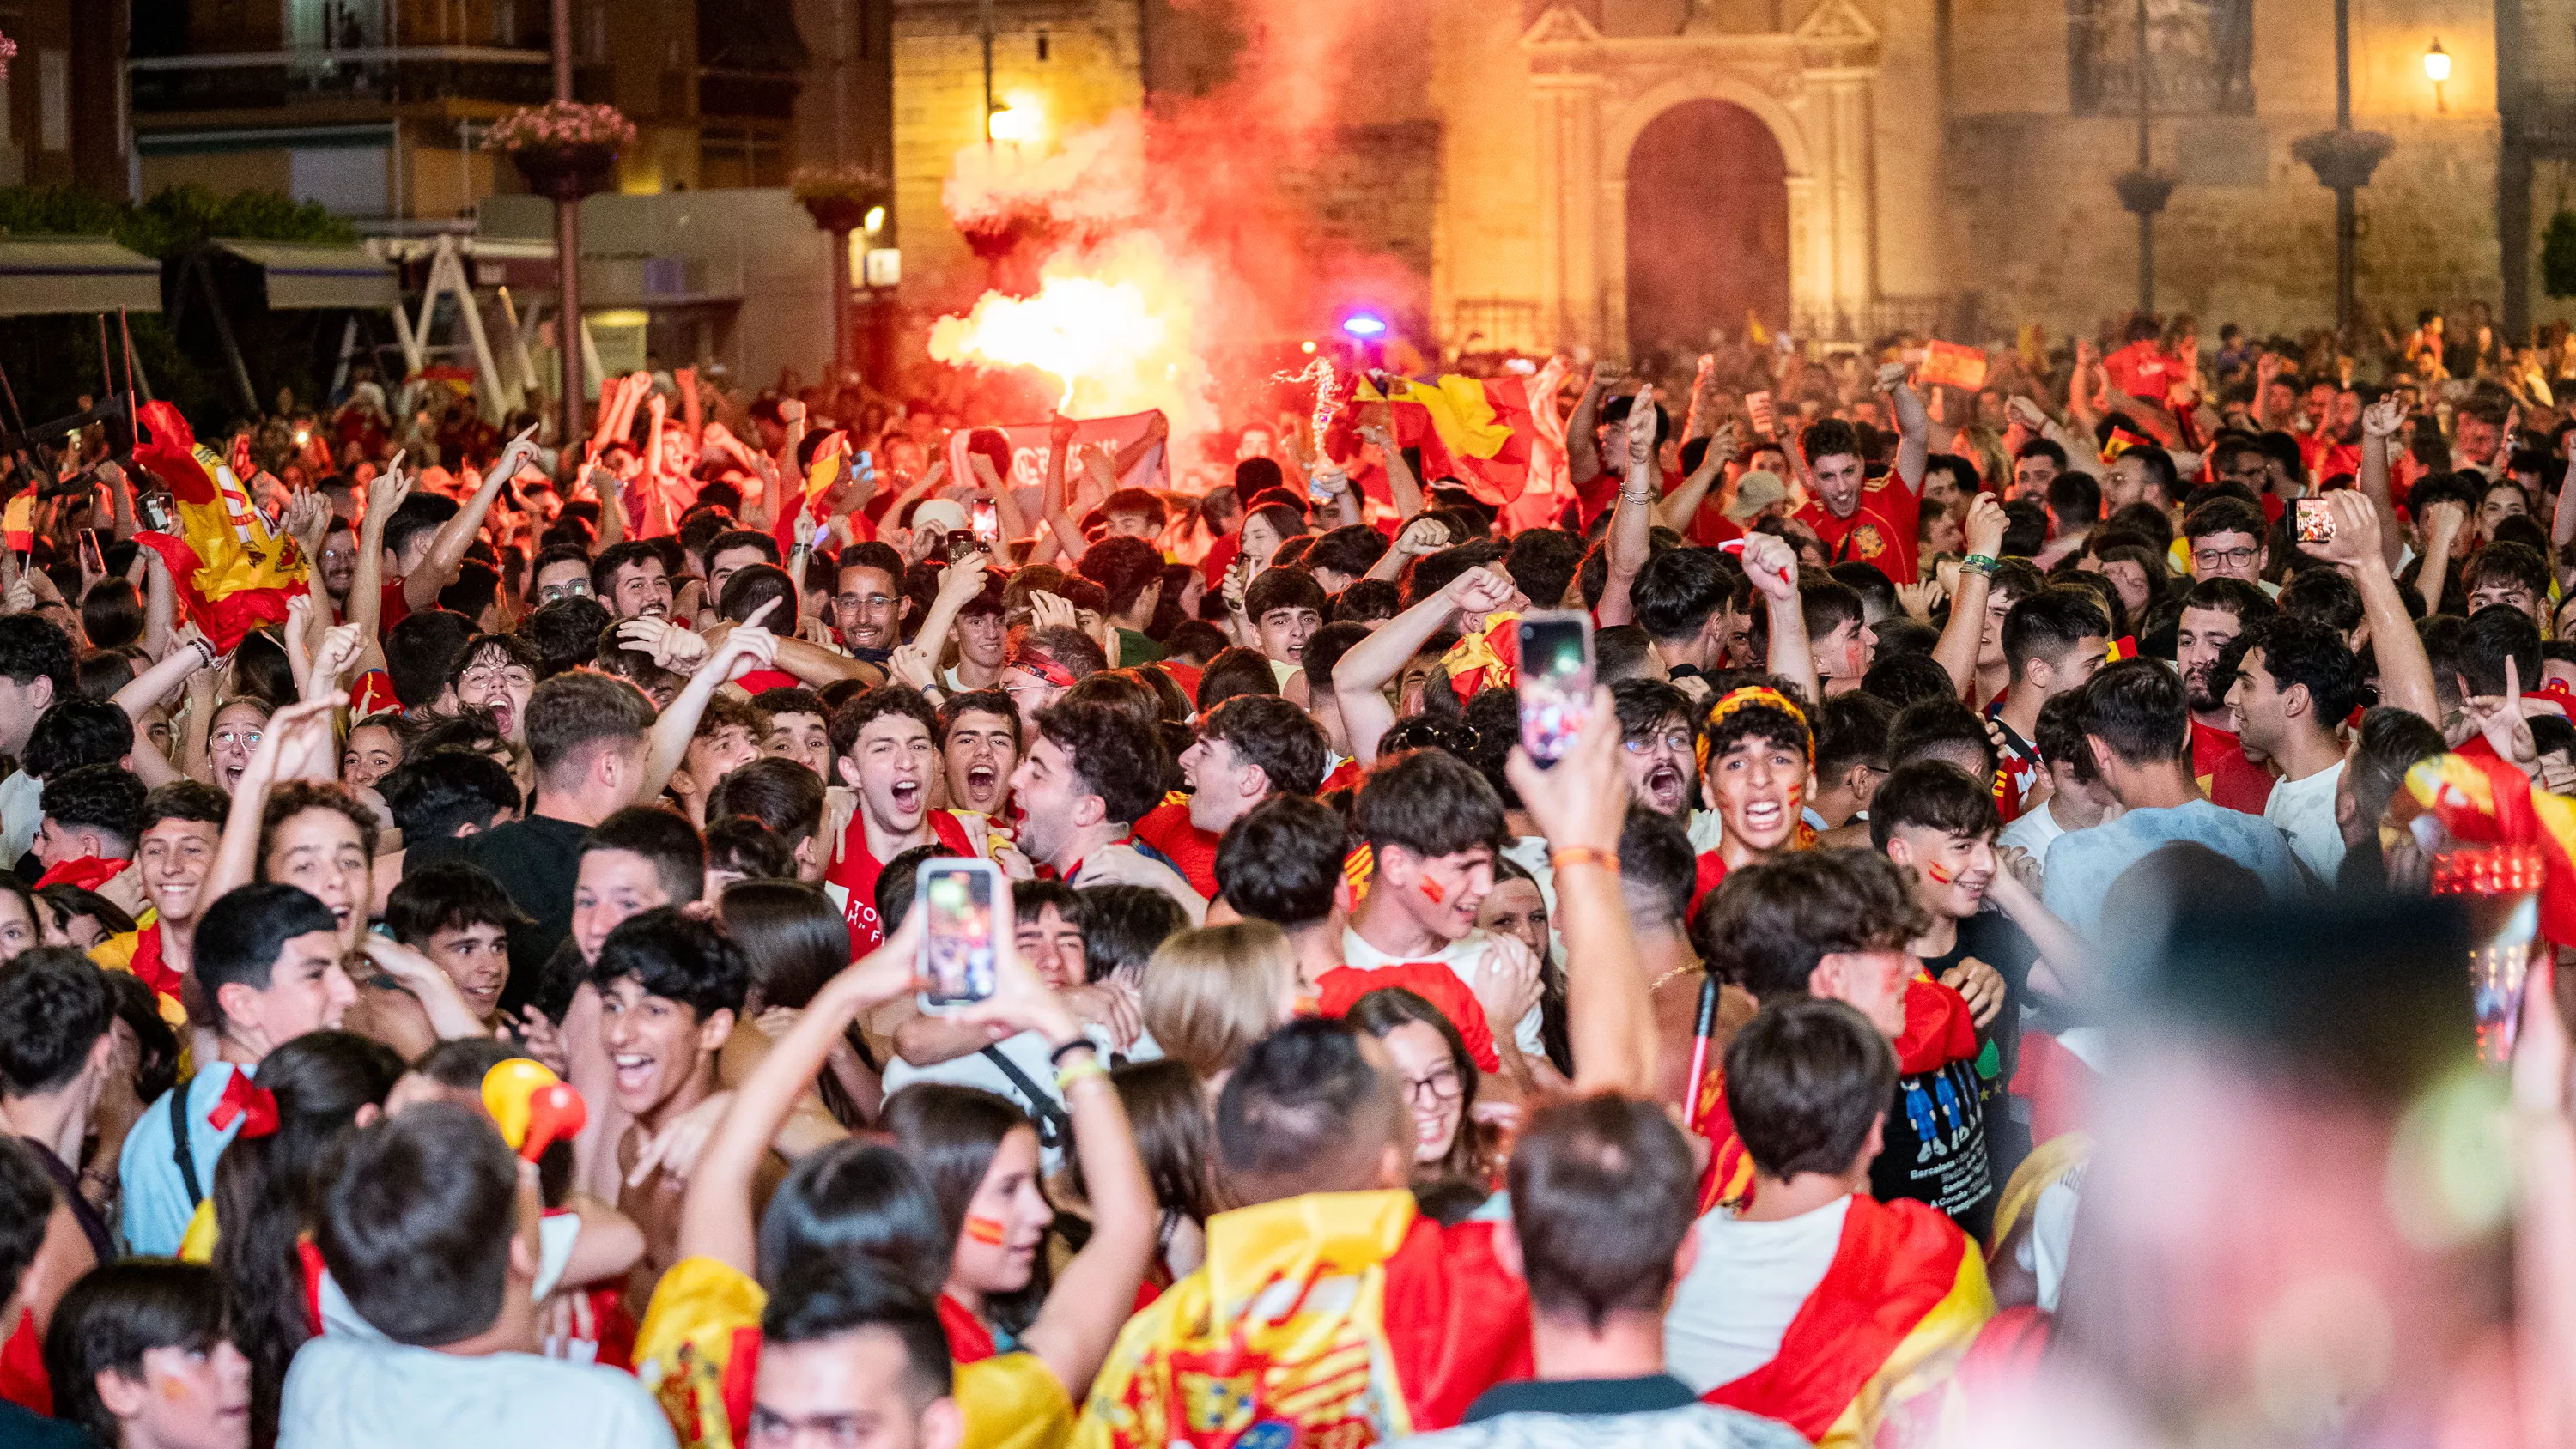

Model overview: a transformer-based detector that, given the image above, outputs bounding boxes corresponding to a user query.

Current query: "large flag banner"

[943,409,1170,516]
[129,402,311,650]
[1917,340,1990,391]
[1351,373,1541,506]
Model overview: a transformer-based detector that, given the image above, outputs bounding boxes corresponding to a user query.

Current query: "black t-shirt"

[1870,1055,1996,1244]
[1918,910,2038,1089]
[1462,1374,1701,1423]
[463,813,591,1015]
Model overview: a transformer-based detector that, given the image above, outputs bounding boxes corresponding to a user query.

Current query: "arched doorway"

[1624,100,1790,359]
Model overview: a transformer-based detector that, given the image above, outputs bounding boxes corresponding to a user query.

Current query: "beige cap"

[1724,470,1789,523]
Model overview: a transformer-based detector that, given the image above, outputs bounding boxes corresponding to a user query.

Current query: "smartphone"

[854,449,875,480]
[2294,497,2334,544]
[1516,610,1595,767]
[137,493,175,533]
[947,530,981,558]
[970,498,999,543]
[917,858,1002,1012]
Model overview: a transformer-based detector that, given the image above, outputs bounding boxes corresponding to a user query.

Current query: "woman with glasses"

[1345,985,1503,1216]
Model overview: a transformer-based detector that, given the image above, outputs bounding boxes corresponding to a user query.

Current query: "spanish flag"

[2100,419,2160,464]
[1440,610,1520,700]
[1074,1190,1531,1448]
[2400,749,2576,949]
[129,402,311,651]
[1703,1195,1996,1446]
[1350,374,1540,506]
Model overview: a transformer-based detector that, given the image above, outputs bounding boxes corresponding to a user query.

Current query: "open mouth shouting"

[610,1049,664,1111]
[963,762,1001,807]
[1642,759,1688,815]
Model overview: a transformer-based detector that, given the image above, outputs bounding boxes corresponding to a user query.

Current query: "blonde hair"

[1140,920,1297,1082]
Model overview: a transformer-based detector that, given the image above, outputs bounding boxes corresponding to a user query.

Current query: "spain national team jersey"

[1793,475,1923,584]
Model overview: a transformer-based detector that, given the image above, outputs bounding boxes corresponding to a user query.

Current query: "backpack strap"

[978,1046,1074,1152]
[169,1078,203,1209]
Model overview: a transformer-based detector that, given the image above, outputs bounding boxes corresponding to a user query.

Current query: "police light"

[1340,312,1388,338]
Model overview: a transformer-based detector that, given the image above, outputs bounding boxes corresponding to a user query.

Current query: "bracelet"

[1047,1036,1098,1068]
[189,639,216,670]
[1550,846,1621,874]
[1055,1057,1110,1093]
[1958,554,2000,578]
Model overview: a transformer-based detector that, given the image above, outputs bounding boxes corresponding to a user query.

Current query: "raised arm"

[201,695,346,908]
[1880,363,1930,494]
[641,609,781,803]
[1358,419,1425,523]
[679,911,927,1273]
[1040,417,1088,566]
[2415,500,2466,615]
[1564,367,1607,492]
[1365,517,1447,585]
[404,425,538,609]
[2360,396,2411,573]
[137,547,174,660]
[1932,494,2007,696]
[1654,421,1739,534]
[1740,531,1820,705]
[1334,566,1515,767]
[591,464,628,553]
[1597,387,1663,627]
[110,634,216,788]
[347,458,409,647]
[2313,489,2439,724]
[1503,688,1650,1091]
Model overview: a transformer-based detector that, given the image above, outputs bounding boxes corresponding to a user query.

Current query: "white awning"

[214,239,397,309]
[0,236,162,315]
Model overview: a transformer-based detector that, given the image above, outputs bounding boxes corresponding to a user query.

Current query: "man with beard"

[1789,366,1929,584]
[1613,680,1698,822]
[822,686,980,953]
[1140,694,1327,900]
[830,542,905,664]
[319,517,360,615]
[2174,577,2278,813]
[591,541,676,621]
[2227,615,2366,881]
[2300,387,2365,483]
[933,688,1018,822]
[1008,699,1204,918]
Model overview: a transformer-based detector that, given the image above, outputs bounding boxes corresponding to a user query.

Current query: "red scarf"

[34,855,126,894]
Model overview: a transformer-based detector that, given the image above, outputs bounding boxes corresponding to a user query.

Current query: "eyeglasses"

[460,664,536,693]
[1402,1066,1462,1106]
[835,592,890,612]
[1624,730,1695,755]
[210,728,264,750]
[538,580,591,603]
[2192,546,2260,569]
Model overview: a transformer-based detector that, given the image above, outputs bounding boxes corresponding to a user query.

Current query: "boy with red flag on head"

[1664,996,1993,1444]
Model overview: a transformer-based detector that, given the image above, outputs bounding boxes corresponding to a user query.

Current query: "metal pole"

[980,0,995,142]
[2134,0,2153,313]
[830,227,851,383]
[550,0,582,456]
[2332,0,2354,334]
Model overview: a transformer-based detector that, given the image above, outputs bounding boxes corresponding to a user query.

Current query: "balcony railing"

[130,47,611,113]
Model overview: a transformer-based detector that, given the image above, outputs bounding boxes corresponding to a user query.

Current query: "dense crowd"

[0,305,2573,1449]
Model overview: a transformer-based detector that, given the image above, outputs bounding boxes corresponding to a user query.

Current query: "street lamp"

[2293,0,2394,334]
[2425,37,2451,112]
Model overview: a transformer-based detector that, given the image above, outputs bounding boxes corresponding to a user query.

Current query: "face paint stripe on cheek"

[1419,877,1445,906]
[963,1214,1009,1246]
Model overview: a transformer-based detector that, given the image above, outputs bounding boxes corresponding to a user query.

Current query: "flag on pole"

[1350,373,1540,506]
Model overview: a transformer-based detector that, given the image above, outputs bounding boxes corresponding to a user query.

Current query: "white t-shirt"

[883,1023,1161,1170]
[2263,759,2347,883]
[1664,1196,1850,1393]
[0,769,38,868]
[1995,797,2068,870]
[277,1337,674,1449]
[1342,925,1546,1058]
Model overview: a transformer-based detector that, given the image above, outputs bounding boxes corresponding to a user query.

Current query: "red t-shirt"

[1318,758,1364,797]
[2190,717,2276,815]
[823,809,978,951]
[379,577,411,631]
[1792,476,1923,584]
[1312,961,1501,1072]
[1132,798,1220,900]
[732,667,800,695]
[1199,530,1242,589]
[2104,339,2178,404]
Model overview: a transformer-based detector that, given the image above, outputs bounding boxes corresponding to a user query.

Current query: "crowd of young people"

[1,309,2574,1449]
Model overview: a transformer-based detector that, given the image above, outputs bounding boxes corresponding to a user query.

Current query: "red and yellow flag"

[1440,609,1521,700]
[1351,374,1540,506]
[2400,749,2576,949]
[130,402,311,651]
[1704,1195,1995,1446]
[1917,340,1989,391]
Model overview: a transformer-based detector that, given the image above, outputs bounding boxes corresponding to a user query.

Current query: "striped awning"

[0,236,163,315]
[213,239,398,309]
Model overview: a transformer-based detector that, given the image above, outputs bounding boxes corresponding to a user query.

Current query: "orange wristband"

[1549,846,1620,874]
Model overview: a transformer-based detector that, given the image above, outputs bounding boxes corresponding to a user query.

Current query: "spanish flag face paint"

[963,1215,1009,1246]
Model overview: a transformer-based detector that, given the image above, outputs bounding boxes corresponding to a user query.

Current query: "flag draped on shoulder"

[2399,749,2576,949]
[1351,373,1539,506]
[129,402,311,651]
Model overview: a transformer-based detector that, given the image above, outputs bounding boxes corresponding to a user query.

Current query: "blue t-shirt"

[2041,799,2306,943]
[118,1062,254,1258]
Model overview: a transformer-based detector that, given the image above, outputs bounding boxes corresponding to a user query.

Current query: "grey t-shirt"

[2041,798,2306,942]
[278,1337,675,1449]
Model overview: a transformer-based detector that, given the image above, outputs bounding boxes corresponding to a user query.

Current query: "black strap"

[169,1079,202,1209]
[979,1046,1074,1152]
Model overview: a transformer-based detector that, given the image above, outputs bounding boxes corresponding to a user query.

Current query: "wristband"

[1958,554,2000,578]
[1550,846,1620,874]
[1047,1036,1098,1068]
[189,639,216,670]
[1055,1057,1110,1093]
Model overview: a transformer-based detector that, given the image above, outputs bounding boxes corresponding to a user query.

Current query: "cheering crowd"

[0,306,2574,1449]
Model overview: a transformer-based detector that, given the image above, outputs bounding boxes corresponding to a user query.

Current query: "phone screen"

[919,863,999,1010]
[1517,611,1595,766]
[2293,497,2334,544]
[854,450,875,478]
[971,498,999,543]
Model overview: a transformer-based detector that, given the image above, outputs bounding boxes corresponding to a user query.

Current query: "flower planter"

[799,194,872,234]
[513,142,618,203]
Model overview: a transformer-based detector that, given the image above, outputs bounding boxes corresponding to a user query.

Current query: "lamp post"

[549,0,582,453]
[2111,0,2175,315]
[2292,0,2393,336]
[2424,37,2451,112]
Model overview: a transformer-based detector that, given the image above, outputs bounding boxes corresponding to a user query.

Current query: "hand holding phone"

[2294,496,2335,545]
[1516,610,1595,767]
[970,497,1000,543]
[917,858,1004,1012]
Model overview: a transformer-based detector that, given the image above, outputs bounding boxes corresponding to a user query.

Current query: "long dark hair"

[756,1138,951,1298]
[720,880,883,1125]
[1064,1058,1223,1225]
[879,1083,1050,1338]
[212,1031,404,1448]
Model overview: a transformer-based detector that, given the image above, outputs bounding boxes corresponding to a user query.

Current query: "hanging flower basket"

[792,166,887,233]
[484,101,635,202]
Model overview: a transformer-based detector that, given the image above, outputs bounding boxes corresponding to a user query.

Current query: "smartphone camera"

[2293,497,2335,545]
[1516,610,1595,767]
[917,861,1000,1012]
